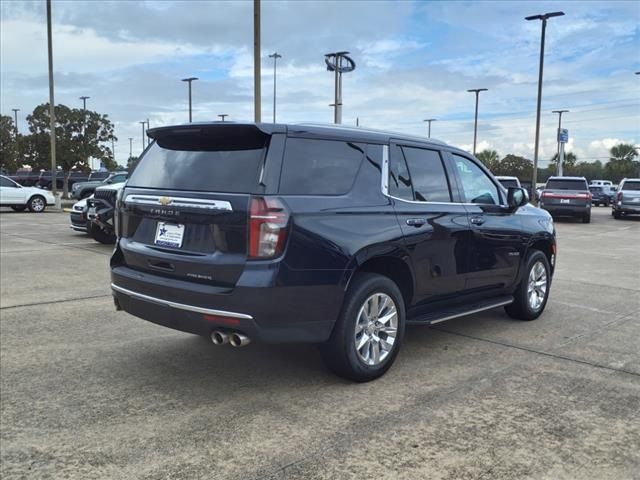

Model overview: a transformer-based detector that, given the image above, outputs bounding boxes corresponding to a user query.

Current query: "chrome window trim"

[380,143,508,208]
[124,194,233,211]
[111,283,253,320]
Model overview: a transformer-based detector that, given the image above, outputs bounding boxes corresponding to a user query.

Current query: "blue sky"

[1,0,639,166]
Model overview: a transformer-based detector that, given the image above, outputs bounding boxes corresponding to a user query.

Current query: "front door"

[387,143,470,304]
[0,177,25,204]
[448,153,522,292]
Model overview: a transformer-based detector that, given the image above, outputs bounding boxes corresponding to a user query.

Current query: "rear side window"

[279,138,364,195]
[546,179,588,190]
[127,127,269,193]
[623,181,640,191]
[400,147,451,202]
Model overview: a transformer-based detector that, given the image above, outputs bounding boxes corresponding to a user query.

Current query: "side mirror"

[106,179,113,184]
[508,187,529,209]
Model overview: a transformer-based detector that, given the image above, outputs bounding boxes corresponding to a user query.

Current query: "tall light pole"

[139,121,146,153]
[325,52,356,124]
[218,114,228,122]
[146,118,150,146]
[181,77,198,122]
[253,0,261,122]
[423,118,437,138]
[11,109,19,137]
[128,137,133,158]
[526,11,564,201]
[80,96,90,169]
[552,109,569,174]
[111,137,116,165]
[46,0,57,197]
[467,88,487,155]
[268,52,282,123]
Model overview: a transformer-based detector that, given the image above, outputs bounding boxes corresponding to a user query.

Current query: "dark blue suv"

[111,123,556,381]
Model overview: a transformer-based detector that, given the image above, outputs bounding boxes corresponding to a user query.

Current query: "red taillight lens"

[617,192,623,202]
[248,196,290,259]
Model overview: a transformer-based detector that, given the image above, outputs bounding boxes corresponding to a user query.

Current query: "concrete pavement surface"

[1,207,639,479]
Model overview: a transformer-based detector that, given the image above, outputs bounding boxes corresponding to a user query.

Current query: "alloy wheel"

[527,260,547,311]
[354,293,398,366]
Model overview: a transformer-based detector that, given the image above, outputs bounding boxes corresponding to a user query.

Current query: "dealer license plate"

[560,199,570,204]
[154,222,185,248]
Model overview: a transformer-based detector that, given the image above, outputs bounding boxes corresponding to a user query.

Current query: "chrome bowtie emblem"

[158,196,172,206]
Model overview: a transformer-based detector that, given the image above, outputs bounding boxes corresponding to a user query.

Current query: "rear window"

[546,179,587,190]
[127,127,269,193]
[622,181,640,191]
[499,179,519,189]
[279,138,364,195]
[589,186,602,193]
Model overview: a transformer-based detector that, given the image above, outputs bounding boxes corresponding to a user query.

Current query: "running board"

[407,296,513,326]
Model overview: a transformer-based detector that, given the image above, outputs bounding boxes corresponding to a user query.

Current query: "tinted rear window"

[546,179,587,190]
[127,127,268,193]
[279,138,364,195]
[623,181,640,191]
[499,179,519,189]
[589,186,602,192]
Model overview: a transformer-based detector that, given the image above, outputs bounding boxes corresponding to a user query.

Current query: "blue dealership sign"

[558,128,569,143]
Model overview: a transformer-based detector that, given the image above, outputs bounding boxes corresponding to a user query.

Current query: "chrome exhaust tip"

[229,333,251,347]
[211,330,229,345]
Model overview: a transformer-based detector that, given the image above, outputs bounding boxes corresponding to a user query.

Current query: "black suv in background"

[612,178,640,219]
[539,176,591,223]
[111,123,556,381]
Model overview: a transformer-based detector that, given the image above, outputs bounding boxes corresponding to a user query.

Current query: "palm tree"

[609,143,638,162]
[476,149,500,172]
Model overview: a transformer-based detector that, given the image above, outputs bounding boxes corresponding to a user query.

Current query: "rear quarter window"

[279,138,364,195]
[622,181,640,191]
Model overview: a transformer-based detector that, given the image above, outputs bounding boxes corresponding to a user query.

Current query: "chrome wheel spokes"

[354,293,398,366]
[527,261,548,311]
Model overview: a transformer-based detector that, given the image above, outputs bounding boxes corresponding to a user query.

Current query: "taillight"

[248,196,290,259]
[616,192,623,202]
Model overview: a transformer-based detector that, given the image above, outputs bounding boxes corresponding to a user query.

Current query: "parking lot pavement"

[1,206,639,479]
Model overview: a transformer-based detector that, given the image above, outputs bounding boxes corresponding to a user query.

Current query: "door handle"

[406,218,427,227]
[470,216,485,226]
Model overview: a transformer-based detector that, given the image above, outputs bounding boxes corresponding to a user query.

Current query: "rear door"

[388,142,469,303]
[118,124,278,288]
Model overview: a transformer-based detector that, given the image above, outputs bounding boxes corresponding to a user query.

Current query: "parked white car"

[590,179,613,187]
[0,175,56,212]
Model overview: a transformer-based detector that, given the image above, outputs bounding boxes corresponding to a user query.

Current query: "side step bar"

[407,296,513,326]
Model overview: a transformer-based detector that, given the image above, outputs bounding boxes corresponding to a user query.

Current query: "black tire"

[613,210,621,219]
[582,213,591,223]
[10,205,26,212]
[505,250,551,321]
[27,195,46,213]
[89,224,116,244]
[320,273,406,382]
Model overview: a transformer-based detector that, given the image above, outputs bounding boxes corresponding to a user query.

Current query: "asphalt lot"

[1,206,639,480]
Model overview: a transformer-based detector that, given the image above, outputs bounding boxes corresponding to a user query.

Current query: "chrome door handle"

[406,218,427,227]
[470,216,485,226]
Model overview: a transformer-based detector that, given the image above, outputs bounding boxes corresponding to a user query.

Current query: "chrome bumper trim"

[111,283,253,320]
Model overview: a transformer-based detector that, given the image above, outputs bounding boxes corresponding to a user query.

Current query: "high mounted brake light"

[248,196,290,259]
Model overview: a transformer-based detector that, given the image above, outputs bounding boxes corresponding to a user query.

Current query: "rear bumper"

[614,204,640,215]
[540,204,590,217]
[69,211,87,231]
[111,264,343,343]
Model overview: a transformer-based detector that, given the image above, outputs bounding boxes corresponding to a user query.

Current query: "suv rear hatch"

[117,124,271,288]
[542,178,590,207]
[620,180,640,206]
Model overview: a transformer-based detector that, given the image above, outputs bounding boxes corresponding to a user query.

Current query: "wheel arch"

[526,235,555,276]
[344,253,415,308]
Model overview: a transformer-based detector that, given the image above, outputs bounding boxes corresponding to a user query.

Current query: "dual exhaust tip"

[211,330,250,348]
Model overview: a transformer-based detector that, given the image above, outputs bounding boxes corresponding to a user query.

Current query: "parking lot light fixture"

[423,118,437,138]
[11,109,19,136]
[139,121,146,153]
[181,77,198,123]
[526,11,565,203]
[268,52,282,123]
[218,114,229,122]
[467,89,488,155]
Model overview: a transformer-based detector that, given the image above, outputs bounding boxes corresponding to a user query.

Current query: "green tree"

[549,151,578,176]
[476,149,500,173]
[0,115,18,173]
[605,143,639,183]
[25,103,117,197]
[497,154,533,179]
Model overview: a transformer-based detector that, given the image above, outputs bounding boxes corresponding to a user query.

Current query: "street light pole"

[80,96,90,169]
[146,118,150,146]
[552,109,569,174]
[11,109,19,137]
[253,0,261,122]
[139,121,146,153]
[46,0,57,197]
[181,77,198,122]
[526,11,564,202]
[268,52,282,123]
[218,114,229,122]
[423,118,437,138]
[128,137,133,158]
[467,88,487,155]
[325,52,356,124]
